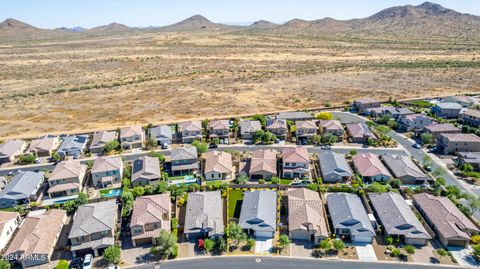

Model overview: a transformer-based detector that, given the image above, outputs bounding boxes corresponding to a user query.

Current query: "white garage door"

[353,235,373,243]
[256,231,274,238]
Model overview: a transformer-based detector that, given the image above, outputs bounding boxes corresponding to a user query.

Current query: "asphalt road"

[131,257,463,269]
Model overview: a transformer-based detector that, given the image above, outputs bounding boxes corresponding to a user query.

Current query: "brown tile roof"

[296,120,317,129]
[48,182,81,193]
[250,149,278,175]
[130,194,171,232]
[90,131,117,148]
[120,126,143,138]
[27,137,58,153]
[287,188,328,238]
[6,209,66,256]
[352,153,391,177]
[413,193,479,240]
[209,120,229,130]
[424,123,460,133]
[0,211,19,236]
[440,133,480,142]
[91,156,123,174]
[355,98,380,104]
[203,151,233,174]
[319,120,343,131]
[282,147,309,163]
[266,119,287,130]
[48,161,86,182]
[463,109,480,118]
[180,121,202,132]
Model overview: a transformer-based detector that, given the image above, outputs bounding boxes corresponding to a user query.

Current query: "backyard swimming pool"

[100,188,122,198]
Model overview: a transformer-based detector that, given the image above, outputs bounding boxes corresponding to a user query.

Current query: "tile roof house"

[287,188,328,243]
[171,146,199,176]
[47,161,87,198]
[413,193,479,247]
[208,120,230,139]
[249,149,278,180]
[442,95,479,108]
[353,98,381,113]
[461,109,480,127]
[69,200,117,256]
[89,131,117,154]
[239,120,262,140]
[365,106,413,119]
[398,114,434,132]
[423,123,461,141]
[277,111,314,121]
[184,191,224,239]
[326,193,375,243]
[282,147,310,179]
[120,126,144,149]
[345,123,376,144]
[131,156,161,187]
[179,121,202,143]
[265,119,287,139]
[380,155,429,185]
[0,140,27,164]
[319,120,344,138]
[0,211,20,252]
[239,190,277,238]
[370,192,431,245]
[203,151,234,181]
[437,133,480,155]
[432,102,463,119]
[27,137,59,157]
[91,156,123,189]
[352,153,391,182]
[457,152,480,170]
[319,151,353,183]
[130,193,171,247]
[57,135,88,157]
[295,120,318,140]
[150,125,173,145]
[0,171,44,209]
[5,209,67,268]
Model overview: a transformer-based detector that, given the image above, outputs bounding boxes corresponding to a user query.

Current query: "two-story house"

[265,119,287,140]
[0,171,44,208]
[461,109,480,127]
[91,156,124,189]
[150,125,173,145]
[239,120,262,140]
[27,136,59,157]
[353,98,381,113]
[423,123,461,142]
[179,121,202,143]
[131,156,161,187]
[282,147,310,179]
[203,151,234,181]
[69,200,117,256]
[0,140,27,164]
[345,123,376,144]
[319,120,344,139]
[47,161,87,198]
[398,114,434,132]
[171,146,199,176]
[130,193,171,247]
[437,133,480,155]
[352,153,391,182]
[295,120,317,141]
[0,212,21,253]
[89,131,117,154]
[208,120,230,139]
[239,190,277,238]
[120,126,144,149]
[431,102,463,119]
[57,135,88,158]
[184,191,224,239]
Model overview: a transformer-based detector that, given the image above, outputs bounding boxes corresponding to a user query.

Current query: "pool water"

[101,189,122,197]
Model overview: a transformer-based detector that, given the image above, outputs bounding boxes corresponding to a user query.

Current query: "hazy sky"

[1,0,479,29]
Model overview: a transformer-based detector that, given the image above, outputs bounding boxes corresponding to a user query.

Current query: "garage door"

[405,238,427,246]
[353,235,373,243]
[135,237,153,246]
[448,239,467,247]
[291,231,310,241]
[256,231,274,238]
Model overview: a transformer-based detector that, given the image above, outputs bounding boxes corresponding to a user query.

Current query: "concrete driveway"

[255,238,274,254]
[355,243,377,261]
[449,246,479,268]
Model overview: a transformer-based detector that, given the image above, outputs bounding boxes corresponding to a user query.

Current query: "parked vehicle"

[83,254,93,269]
[69,258,82,269]
[413,143,421,149]
[161,143,168,149]
[34,157,41,164]
[209,143,218,149]
[424,165,432,172]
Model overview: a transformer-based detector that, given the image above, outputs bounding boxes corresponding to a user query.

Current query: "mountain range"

[1,2,480,41]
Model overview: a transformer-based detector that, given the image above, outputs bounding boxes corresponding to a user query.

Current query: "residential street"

[129,256,461,269]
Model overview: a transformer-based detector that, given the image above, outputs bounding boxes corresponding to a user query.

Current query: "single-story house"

[287,188,328,243]
[203,151,234,181]
[47,161,87,198]
[0,171,44,208]
[370,192,431,245]
[353,98,381,113]
[91,156,124,189]
[326,193,375,243]
[89,131,117,154]
[319,151,353,183]
[249,149,278,180]
[457,152,480,170]
[239,120,262,140]
[0,140,27,164]
[345,123,376,144]
[27,136,59,157]
[277,111,314,121]
[352,153,391,182]
[120,126,144,149]
[442,95,479,108]
[380,155,429,185]
[131,156,161,187]
[179,121,202,143]
[69,200,117,256]
[5,209,67,268]
[184,191,224,239]
[57,135,88,157]
[171,146,199,176]
[413,193,479,247]
[239,190,277,238]
[150,125,173,145]
[130,193,171,247]
[282,147,310,179]
[437,133,480,155]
